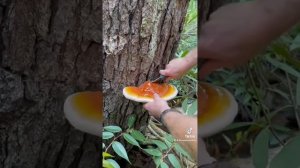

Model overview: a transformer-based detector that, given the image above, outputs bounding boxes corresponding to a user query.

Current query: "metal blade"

[151,75,167,83]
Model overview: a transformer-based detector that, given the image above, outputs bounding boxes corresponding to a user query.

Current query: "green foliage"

[167,154,181,168]
[123,133,140,148]
[112,141,131,163]
[205,23,300,168]
[270,134,300,168]
[103,122,190,168]
[104,126,122,133]
[103,132,114,140]
[102,1,197,167]
[252,128,270,168]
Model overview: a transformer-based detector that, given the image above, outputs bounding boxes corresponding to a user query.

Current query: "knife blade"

[151,75,167,83]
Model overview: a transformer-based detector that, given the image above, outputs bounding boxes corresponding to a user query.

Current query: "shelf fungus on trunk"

[64,91,102,137]
[198,82,238,166]
[123,81,178,102]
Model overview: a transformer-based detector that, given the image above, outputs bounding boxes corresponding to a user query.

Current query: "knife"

[151,75,167,83]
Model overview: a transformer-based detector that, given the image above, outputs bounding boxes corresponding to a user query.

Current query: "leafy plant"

[102,114,192,168]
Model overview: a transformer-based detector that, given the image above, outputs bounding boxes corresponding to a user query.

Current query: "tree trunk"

[103,0,189,128]
[0,0,101,168]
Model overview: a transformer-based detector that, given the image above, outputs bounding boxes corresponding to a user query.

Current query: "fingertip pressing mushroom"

[123,81,178,102]
[64,91,102,137]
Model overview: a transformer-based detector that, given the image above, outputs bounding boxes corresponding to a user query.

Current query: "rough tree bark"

[103,0,189,129]
[0,0,101,168]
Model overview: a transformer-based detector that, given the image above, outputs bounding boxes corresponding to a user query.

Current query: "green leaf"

[252,128,270,168]
[272,124,292,133]
[297,78,300,106]
[182,98,188,112]
[130,130,146,142]
[167,154,181,168]
[153,157,162,167]
[143,148,162,157]
[127,114,136,128]
[290,34,300,50]
[160,162,169,168]
[186,100,197,116]
[103,143,106,149]
[266,57,300,78]
[123,133,140,147]
[107,159,120,168]
[103,132,114,140]
[164,139,173,148]
[103,160,114,168]
[165,134,174,143]
[112,141,130,163]
[223,122,253,131]
[270,134,300,168]
[103,152,113,158]
[174,143,191,158]
[151,140,168,151]
[104,126,122,133]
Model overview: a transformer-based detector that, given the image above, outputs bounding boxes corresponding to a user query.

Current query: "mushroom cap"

[123,81,178,102]
[199,82,238,137]
[64,91,102,137]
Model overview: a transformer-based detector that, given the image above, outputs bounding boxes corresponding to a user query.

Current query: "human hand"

[199,1,286,78]
[143,94,170,119]
[160,48,197,81]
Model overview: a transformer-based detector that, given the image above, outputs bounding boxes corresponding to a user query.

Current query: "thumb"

[143,103,149,110]
[160,69,170,76]
[153,93,161,100]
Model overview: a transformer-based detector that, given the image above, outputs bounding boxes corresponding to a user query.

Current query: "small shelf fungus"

[64,91,102,137]
[123,81,178,102]
[198,82,238,166]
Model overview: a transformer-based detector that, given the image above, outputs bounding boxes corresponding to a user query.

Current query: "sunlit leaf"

[103,160,113,168]
[107,159,120,168]
[103,152,113,158]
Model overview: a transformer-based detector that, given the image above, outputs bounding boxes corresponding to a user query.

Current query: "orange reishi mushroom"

[123,81,178,102]
[198,83,238,166]
[64,91,102,136]
[198,82,238,137]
